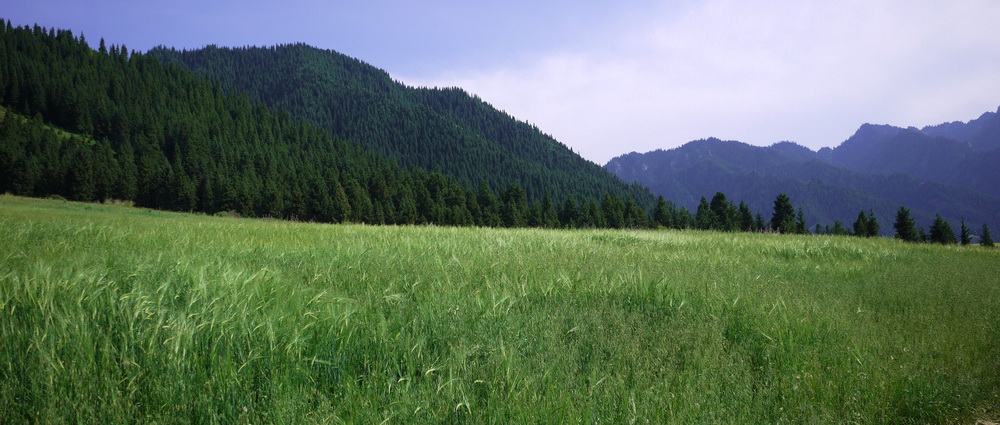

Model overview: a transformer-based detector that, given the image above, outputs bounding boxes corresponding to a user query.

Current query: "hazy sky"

[7,0,1000,163]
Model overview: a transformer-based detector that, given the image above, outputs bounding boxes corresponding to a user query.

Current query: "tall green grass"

[1,194,998,423]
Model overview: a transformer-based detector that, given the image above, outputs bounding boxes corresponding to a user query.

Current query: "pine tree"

[695,196,715,230]
[771,193,795,233]
[652,195,672,228]
[331,182,351,223]
[709,192,735,231]
[540,192,559,228]
[795,207,807,234]
[500,183,528,227]
[852,210,868,237]
[560,195,580,228]
[476,180,500,227]
[893,206,918,242]
[675,207,692,229]
[981,223,994,247]
[601,193,625,229]
[580,198,604,228]
[624,196,648,229]
[737,201,754,232]
[929,214,957,244]
[960,217,971,245]
[754,212,766,232]
[865,210,880,237]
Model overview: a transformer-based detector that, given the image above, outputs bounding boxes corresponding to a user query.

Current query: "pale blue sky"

[6,0,1000,163]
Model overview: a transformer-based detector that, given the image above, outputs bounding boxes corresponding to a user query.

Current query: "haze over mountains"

[605,108,1000,233]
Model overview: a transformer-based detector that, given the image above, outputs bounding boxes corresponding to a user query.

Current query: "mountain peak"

[853,123,903,139]
[919,105,1000,151]
[769,141,817,162]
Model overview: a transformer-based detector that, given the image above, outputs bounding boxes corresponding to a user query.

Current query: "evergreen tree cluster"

[0,22,652,229]
[145,44,654,207]
[851,210,880,237]
[651,192,805,234]
[890,206,994,246]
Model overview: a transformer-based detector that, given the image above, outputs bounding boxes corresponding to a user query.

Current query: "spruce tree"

[960,217,971,245]
[709,192,735,231]
[770,193,795,233]
[929,214,957,244]
[865,210,880,237]
[331,182,352,223]
[601,193,626,229]
[695,196,715,230]
[675,207,692,229]
[560,195,580,228]
[795,207,807,234]
[893,206,918,242]
[831,220,848,236]
[500,183,529,227]
[754,212,766,232]
[540,193,559,228]
[652,195,672,228]
[624,196,648,229]
[477,180,500,227]
[737,201,754,232]
[852,210,867,237]
[981,223,994,247]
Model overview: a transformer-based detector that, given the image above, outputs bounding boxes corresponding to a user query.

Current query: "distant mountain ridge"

[147,44,653,207]
[605,107,1000,233]
[820,119,1000,198]
[921,107,1000,152]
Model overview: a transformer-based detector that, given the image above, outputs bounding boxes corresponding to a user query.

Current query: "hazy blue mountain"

[921,107,1000,152]
[820,111,1000,199]
[605,129,1000,234]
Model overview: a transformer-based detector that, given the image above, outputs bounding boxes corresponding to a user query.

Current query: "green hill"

[146,44,653,206]
[3,194,998,423]
[0,21,650,228]
[0,22,478,224]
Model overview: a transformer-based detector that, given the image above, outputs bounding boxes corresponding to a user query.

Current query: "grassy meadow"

[1,194,998,424]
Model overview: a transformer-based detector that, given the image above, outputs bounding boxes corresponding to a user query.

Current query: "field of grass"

[1,194,998,424]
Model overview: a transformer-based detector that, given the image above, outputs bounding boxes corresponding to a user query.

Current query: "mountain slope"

[605,138,1000,233]
[823,123,1000,198]
[146,44,653,206]
[0,22,490,225]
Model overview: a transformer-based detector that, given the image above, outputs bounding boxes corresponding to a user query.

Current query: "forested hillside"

[606,137,1000,234]
[0,22,663,229]
[0,22,451,224]
[146,44,653,206]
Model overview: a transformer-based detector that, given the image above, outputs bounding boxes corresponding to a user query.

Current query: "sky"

[7,0,1000,164]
